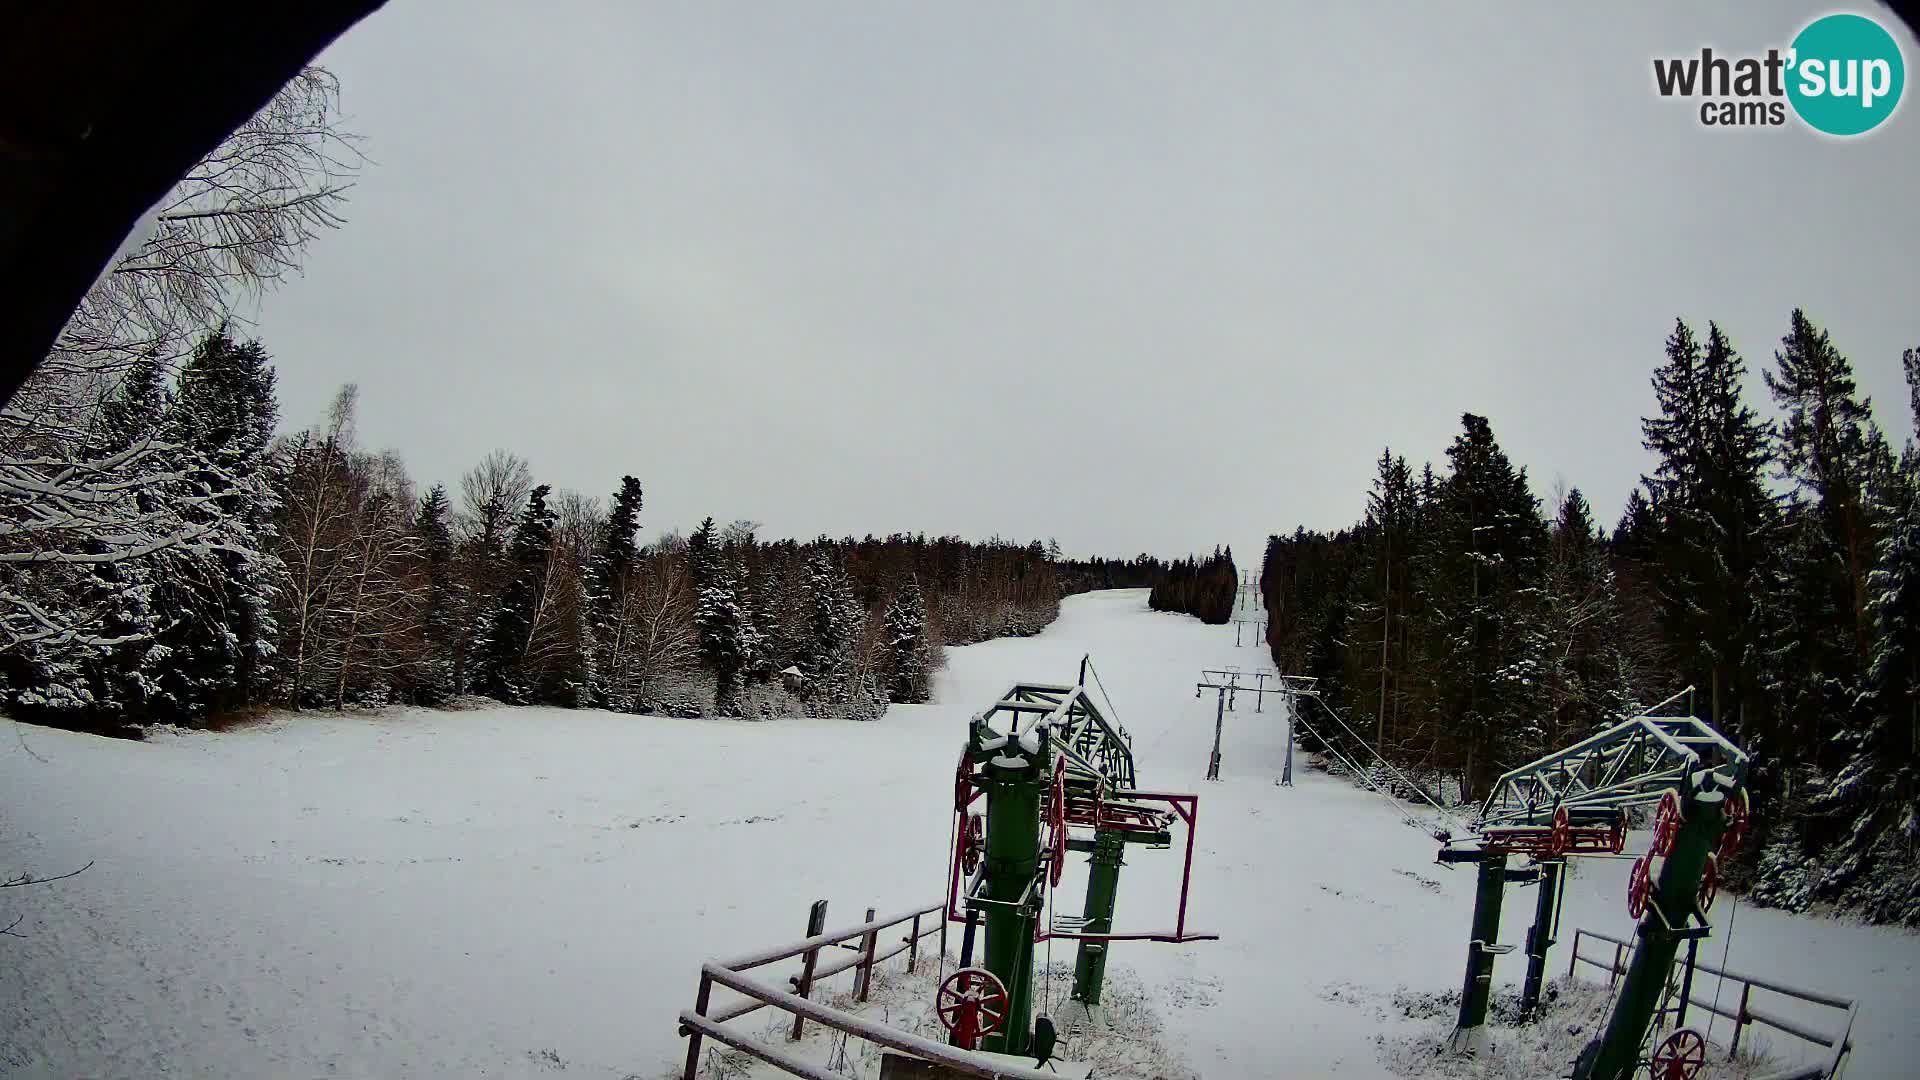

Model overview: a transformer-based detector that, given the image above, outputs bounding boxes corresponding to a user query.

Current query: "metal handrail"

[718,902,942,971]
[693,963,1062,1080]
[684,900,978,1080]
[1567,927,1856,1077]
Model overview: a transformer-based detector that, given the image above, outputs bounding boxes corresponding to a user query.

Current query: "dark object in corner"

[0,2,388,408]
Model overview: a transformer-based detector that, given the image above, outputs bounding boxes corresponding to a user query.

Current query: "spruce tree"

[742,563,784,683]
[1756,309,1892,798]
[694,555,747,715]
[1540,488,1633,744]
[92,356,171,457]
[885,576,931,704]
[1417,413,1549,798]
[1346,449,1414,749]
[1766,310,1883,663]
[801,549,860,710]
[151,331,284,720]
[59,358,175,723]
[600,478,644,591]
[415,484,460,704]
[1640,320,1780,740]
[688,516,719,589]
[730,553,768,689]
[1795,352,1920,921]
[479,485,556,704]
[0,355,172,723]
[588,476,643,708]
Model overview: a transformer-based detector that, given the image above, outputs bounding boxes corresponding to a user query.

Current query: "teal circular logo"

[1787,13,1905,136]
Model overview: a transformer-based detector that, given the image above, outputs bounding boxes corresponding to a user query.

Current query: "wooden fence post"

[1567,930,1580,979]
[907,912,922,974]
[856,906,879,1002]
[790,900,829,1041]
[682,970,713,1080]
[1611,942,1625,989]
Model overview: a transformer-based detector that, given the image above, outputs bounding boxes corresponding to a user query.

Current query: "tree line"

[1,338,1184,731]
[1261,311,1920,924]
[0,69,1209,734]
[1149,548,1239,624]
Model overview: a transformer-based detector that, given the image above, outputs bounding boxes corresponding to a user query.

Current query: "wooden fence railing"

[1568,926,1857,1080]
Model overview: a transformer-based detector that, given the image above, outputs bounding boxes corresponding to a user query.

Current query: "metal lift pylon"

[1194,668,1295,781]
[945,662,1218,1055]
[1433,692,1750,1077]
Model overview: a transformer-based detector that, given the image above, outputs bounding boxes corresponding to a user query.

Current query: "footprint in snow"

[1392,868,1443,893]
[625,814,689,827]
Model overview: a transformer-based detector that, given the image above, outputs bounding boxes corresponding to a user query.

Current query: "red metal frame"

[1061,795,1172,836]
[944,784,988,924]
[1038,789,1217,944]
[1479,807,1625,858]
[944,786,1218,943]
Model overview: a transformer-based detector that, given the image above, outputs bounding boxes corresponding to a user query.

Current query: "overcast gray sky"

[252,2,1920,564]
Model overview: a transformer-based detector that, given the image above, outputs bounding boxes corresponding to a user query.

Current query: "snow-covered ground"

[1,590,1913,1078]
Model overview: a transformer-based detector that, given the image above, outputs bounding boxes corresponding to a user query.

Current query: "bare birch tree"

[275,386,358,702]
[458,450,534,551]
[624,548,700,703]
[0,68,359,656]
[324,475,421,708]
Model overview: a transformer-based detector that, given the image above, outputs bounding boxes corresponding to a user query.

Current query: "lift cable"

[1289,708,1437,837]
[1301,692,1472,835]
[1042,857,1056,1018]
[1705,893,1739,1049]
[938,800,958,998]
[1079,654,1126,736]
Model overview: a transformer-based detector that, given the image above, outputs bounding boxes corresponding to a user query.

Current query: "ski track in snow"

[1,590,1914,1078]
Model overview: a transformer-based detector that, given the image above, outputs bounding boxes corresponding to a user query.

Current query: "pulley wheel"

[959,812,985,876]
[1627,852,1653,920]
[1697,852,1719,914]
[1652,790,1682,857]
[937,967,1009,1050]
[1719,790,1749,861]
[1649,1027,1707,1080]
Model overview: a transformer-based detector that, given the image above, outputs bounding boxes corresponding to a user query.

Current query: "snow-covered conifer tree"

[884,576,931,704]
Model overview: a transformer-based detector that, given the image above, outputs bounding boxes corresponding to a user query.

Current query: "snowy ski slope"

[0,590,1912,1077]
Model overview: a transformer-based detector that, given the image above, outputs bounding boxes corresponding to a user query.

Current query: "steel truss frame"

[1474,700,1749,844]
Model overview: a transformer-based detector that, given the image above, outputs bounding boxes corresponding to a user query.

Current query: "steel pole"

[1070,828,1126,1006]
[1521,859,1563,1020]
[1446,850,1508,1054]
[1208,689,1224,780]
[1280,695,1294,786]
[1576,786,1729,1080]
[980,745,1044,1055]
